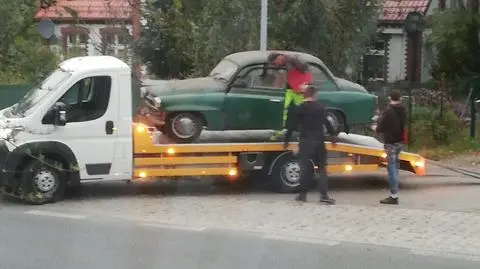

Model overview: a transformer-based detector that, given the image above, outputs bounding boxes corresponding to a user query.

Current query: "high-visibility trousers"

[282,88,304,128]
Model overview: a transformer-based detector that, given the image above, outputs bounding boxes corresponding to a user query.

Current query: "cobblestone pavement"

[5,176,477,260]
[2,162,480,260]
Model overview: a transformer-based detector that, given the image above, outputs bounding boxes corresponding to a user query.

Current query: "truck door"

[47,74,121,180]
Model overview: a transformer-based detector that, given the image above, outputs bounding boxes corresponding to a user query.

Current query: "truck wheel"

[165,112,203,143]
[21,158,67,205]
[269,153,312,193]
[326,110,346,135]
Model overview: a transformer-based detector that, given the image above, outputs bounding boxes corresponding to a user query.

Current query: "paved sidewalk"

[39,195,480,258]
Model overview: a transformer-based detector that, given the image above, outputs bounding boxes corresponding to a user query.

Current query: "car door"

[223,66,286,131]
[43,74,120,180]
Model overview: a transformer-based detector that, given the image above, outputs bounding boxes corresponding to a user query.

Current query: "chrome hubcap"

[171,114,197,139]
[280,161,301,187]
[33,169,57,192]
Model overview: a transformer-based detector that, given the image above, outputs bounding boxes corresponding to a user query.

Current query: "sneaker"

[380,196,399,205]
[295,193,307,202]
[319,196,335,205]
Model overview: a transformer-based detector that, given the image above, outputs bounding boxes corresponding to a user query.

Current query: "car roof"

[224,50,328,69]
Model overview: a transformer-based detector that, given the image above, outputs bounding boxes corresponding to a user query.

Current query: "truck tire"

[20,158,67,205]
[164,112,203,143]
[268,152,313,193]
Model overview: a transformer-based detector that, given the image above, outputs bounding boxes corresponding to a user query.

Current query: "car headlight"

[0,128,12,140]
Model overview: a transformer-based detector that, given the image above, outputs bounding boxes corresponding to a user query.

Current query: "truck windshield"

[8,68,72,118]
[209,59,238,82]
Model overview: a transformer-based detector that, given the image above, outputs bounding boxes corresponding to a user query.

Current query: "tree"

[0,0,59,84]
[430,0,480,86]
[136,0,380,79]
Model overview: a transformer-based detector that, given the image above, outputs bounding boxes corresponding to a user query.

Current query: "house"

[363,0,433,85]
[34,0,141,66]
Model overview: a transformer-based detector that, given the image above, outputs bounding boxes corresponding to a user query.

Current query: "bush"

[410,105,464,148]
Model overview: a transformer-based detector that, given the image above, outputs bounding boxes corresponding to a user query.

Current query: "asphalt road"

[0,208,479,269]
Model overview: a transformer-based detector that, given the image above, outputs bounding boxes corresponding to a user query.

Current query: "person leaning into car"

[267,52,312,139]
[283,85,337,204]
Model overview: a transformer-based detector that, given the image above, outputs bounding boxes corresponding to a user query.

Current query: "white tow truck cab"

[0,56,426,204]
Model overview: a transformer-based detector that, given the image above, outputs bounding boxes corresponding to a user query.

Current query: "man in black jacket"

[283,86,337,204]
[372,90,407,205]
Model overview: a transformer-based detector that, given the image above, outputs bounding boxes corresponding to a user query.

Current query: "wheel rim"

[326,112,340,133]
[33,169,58,193]
[171,113,199,139]
[280,161,301,187]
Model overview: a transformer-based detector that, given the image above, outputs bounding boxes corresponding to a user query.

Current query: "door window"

[57,76,111,123]
[245,67,287,90]
[308,64,338,91]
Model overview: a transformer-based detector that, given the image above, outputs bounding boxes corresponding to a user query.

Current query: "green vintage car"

[141,50,377,143]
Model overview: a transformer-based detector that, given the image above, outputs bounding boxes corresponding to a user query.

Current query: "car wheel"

[21,158,67,205]
[165,112,203,143]
[325,110,346,135]
[268,153,313,193]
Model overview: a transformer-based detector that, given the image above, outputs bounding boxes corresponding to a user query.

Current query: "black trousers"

[298,139,329,196]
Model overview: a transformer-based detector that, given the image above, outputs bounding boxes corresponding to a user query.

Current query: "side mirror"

[53,102,67,126]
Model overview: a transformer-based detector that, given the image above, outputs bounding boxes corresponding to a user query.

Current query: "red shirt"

[287,68,312,93]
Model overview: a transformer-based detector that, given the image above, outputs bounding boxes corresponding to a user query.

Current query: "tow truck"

[0,56,425,204]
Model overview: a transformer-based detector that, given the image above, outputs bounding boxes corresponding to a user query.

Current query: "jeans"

[384,142,403,195]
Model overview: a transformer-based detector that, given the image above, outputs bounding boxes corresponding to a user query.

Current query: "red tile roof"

[380,0,430,23]
[35,0,133,21]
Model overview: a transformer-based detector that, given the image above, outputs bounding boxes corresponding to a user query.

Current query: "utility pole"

[260,0,268,51]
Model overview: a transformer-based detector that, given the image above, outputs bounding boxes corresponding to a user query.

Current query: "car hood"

[334,77,368,93]
[144,77,225,96]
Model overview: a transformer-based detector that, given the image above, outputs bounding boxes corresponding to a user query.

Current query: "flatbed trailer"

[132,123,425,193]
[0,56,425,204]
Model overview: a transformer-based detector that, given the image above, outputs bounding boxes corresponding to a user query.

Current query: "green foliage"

[0,0,59,84]
[410,106,464,148]
[429,8,480,84]
[136,0,380,79]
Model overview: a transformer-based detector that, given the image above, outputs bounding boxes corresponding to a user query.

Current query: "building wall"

[50,23,133,62]
[383,28,407,83]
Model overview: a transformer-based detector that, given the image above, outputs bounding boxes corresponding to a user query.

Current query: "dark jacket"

[284,101,336,143]
[376,103,407,144]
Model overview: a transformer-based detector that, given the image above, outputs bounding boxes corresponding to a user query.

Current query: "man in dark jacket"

[373,90,407,205]
[283,86,337,204]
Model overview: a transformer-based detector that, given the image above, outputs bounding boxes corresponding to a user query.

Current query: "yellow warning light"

[381,153,387,158]
[136,125,146,133]
[228,168,237,177]
[167,147,175,154]
[138,171,147,178]
[345,165,353,172]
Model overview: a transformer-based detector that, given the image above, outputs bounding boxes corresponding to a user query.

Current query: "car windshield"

[209,59,239,82]
[8,68,71,118]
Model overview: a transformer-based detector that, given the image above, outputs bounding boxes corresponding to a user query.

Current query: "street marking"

[139,222,206,232]
[263,233,339,246]
[24,210,87,220]
[410,249,480,262]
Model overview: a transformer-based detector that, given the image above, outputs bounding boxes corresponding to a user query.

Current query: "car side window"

[245,67,286,90]
[309,64,338,91]
[57,76,112,123]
